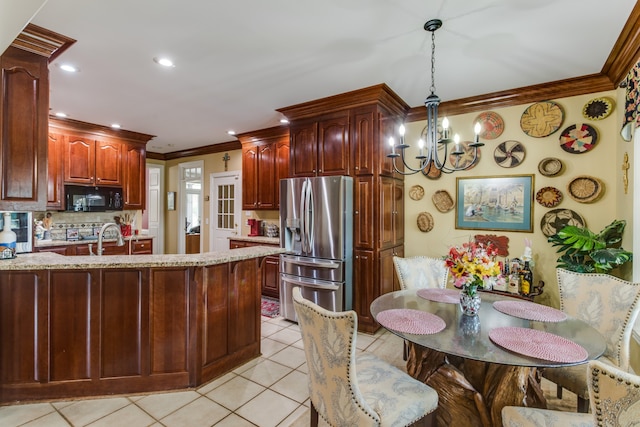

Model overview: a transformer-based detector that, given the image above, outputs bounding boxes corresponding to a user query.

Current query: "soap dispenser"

[0,212,17,259]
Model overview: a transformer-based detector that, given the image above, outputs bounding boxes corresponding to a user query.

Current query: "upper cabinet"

[289,111,350,177]
[0,25,75,211]
[49,117,154,209]
[238,126,289,210]
[64,135,122,186]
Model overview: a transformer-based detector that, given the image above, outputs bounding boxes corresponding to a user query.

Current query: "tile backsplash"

[34,211,136,241]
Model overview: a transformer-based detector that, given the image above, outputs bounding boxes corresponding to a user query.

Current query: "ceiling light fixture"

[55,112,67,118]
[280,118,289,124]
[58,63,79,72]
[153,57,175,67]
[387,19,484,175]
[111,123,121,129]
[227,130,236,136]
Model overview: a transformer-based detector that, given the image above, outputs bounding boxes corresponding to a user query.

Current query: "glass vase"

[459,291,481,316]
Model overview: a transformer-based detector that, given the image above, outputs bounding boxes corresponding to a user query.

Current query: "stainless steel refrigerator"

[279,176,353,322]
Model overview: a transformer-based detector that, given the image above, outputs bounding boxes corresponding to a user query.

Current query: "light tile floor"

[0,314,577,427]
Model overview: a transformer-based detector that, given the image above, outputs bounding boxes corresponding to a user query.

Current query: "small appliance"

[65,185,123,212]
[248,219,262,236]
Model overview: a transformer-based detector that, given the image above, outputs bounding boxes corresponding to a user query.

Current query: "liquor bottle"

[508,262,520,294]
[520,261,533,296]
[0,212,17,259]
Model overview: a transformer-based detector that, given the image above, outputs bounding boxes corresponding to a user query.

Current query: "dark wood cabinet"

[34,237,154,256]
[47,132,65,210]
[238,126,289,210]
[278,84,408,333]
[229,239,280,298]
[289,111,350,177]
[123,143,146,209]
[64,136,122,186]
[0,46,49,211]
[34,244,76,256]
[130,238,153,254]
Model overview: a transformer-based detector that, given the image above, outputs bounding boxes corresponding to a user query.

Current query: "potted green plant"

[548,219,632,274]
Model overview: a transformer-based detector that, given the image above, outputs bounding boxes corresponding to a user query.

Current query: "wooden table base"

[406,343,546,427]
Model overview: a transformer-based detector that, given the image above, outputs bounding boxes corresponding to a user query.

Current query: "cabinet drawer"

[131,239,152,254]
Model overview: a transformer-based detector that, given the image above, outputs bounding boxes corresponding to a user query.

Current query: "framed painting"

[455,175,534,232]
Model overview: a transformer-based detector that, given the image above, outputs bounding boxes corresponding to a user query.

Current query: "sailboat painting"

[456,175,534,232]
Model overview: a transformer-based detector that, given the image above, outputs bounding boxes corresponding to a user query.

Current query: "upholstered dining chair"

[292,286,438,427]
[502,359,640,427]
[542,268,640,413]
[393,256,449,360]
[392,256,449,291]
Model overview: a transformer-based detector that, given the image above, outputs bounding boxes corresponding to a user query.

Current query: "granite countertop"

[229,236,280,245]
[35,236,153,248]
[0,246,285,271]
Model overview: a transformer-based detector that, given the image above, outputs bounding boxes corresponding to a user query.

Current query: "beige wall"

[402,88,631,309]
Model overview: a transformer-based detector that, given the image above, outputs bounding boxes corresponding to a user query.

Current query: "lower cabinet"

[230,239,280,299]
[0,258,261,403]
[34,238,153,256]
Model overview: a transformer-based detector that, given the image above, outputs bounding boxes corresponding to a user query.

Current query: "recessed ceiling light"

[227,130,236,136]
[58,63,79,72]
[280,118,289,124]
[153,57,175,67]
[111,123,121,129]
[55,112,67,118]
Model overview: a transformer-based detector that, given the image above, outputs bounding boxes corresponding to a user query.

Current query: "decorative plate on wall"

[535,187,563,208]
[537,157,564,177]
[540,208,585,237]
[421,160,442,180]
[582,97,614,120]
[559,123,598,154]
[494,140,525,168]
[432,190,455,213]
[449,141,480,170]
[417,212,434,232]
[520,101,564,138]
[409,185,425,201]
[567,175,604,203]
[475,111,505,140]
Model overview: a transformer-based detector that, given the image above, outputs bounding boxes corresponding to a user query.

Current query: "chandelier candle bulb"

[474,122,481,143]
[442,117,450,138]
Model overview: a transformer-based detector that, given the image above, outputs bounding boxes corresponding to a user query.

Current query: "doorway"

[145,163,165,254]
[210,171,241,251]
[178,161,203,254]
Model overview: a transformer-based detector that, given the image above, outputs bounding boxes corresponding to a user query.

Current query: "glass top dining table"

[370,289,606,368]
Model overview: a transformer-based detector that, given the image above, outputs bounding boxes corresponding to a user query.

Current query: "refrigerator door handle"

[282,258,340,269]
[306,180,314,252]
[300,179,308,252]
[281,275,340,291]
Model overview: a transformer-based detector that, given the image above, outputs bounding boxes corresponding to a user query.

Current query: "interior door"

[145,164,164,254]
[178,161,203,254]
[210,172,241,251]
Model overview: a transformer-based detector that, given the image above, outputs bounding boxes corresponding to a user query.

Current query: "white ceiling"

[29,0,636,154]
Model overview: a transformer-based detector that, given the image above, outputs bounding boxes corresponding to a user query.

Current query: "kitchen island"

[0,246,284,404]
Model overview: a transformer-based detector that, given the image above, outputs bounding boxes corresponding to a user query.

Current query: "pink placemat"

[493,300,567,322]
[489,327,588,363]
[377,309,446,335]
[417,288,460,304]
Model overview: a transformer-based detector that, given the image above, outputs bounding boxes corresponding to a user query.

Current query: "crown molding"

[11,23,75,61]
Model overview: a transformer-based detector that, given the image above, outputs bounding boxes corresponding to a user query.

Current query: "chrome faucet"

[93,222,125,256]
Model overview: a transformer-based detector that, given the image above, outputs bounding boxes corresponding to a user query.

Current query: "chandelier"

[388,19,484,175]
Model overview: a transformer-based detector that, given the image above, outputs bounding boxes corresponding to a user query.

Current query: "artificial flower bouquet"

[445,240,503,296]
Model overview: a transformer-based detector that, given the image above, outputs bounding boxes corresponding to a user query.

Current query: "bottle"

[0,212,17,259]
[508,262,520,294]
[520,261,533,296]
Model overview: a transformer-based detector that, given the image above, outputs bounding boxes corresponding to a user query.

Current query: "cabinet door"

[95,140,122,186]
[318,113,349,176]
[256,143,276,209]
[35,245,75,256]
[393,179,404,244]
[261,255,279,299]
[275,138,290,206]
[351,106,375,176]
[379,176,394,249]
[289,122,318,177]
[47,132,65,210]
[242,145,258,209]
[64,135,95,184]
[0,47,48,210]
[123,143,146,210]
[379,116,403,177]
[354,176,374,249]
[353,250,377,332]
[380,246,404,295]
[228,259,260,353]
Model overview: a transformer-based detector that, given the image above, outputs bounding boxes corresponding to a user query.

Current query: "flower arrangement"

[445,240,502,297]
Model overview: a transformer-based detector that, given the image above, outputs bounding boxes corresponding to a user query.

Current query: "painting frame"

[455,174,534,232]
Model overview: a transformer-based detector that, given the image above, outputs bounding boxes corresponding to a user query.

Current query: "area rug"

[261,296,280,318]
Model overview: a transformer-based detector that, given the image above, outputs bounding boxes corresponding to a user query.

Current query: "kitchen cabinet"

[123,143,146,209]
[34,244,75,256]
[185,234,200,254]
[238,126,289,210]
[278,84,408,333]
[229,238,280,298]
[130,238,153,254]
[289,111,350,177]
[47,132,65,210]
[34,237,154,256]
[64,135,122,186]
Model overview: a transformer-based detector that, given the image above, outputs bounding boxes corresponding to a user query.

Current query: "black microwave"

[65,185,123,212]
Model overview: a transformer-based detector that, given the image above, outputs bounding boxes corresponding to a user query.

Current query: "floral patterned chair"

[542,268,640,412]
[502,359,640,426]
[392,256,449,291]
[393,256,449,360]
[292,287,438,427]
